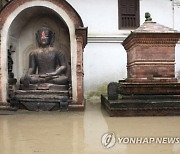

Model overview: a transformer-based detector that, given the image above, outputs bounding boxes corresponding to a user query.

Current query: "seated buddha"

[20,26,68,88]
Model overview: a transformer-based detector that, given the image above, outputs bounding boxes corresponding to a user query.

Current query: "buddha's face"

[38,29,51,47]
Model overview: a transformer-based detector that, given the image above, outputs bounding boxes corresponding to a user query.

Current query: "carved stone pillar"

[76,36,84,103]
[68,27,87,110]
[0,35,1,101]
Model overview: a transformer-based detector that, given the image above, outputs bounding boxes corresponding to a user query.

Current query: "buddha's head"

[36,27,55,47]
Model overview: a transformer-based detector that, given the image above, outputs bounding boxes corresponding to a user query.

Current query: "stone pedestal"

[102,19,180,116]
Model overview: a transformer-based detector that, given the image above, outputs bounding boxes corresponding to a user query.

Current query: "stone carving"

[108,82,118,100]
[16,27,71,111]
[7,45,17,105]
[8,45,17,85]
[8,45,15,79]
[145,12,152,22]
[20,27,69,90]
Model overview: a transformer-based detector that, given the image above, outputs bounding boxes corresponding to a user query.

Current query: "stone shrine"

[101,13,180,116]
[0,0,87,111]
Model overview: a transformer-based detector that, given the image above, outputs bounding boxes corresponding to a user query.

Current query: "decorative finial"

[145,12,152,22]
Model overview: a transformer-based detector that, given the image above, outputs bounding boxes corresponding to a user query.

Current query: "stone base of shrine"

[101,81,180,116]
[0,102,17,111]
[101,94,180,117]
[118,81,180,95]
[6,89,86,111]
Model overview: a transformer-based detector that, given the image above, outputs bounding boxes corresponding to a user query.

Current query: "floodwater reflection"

[0,100,180,154]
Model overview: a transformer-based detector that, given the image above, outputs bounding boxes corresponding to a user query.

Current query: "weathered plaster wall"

[83,43,127,93]
[67,0,119,35]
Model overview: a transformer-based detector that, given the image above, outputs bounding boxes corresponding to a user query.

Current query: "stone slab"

[101,95,180,117]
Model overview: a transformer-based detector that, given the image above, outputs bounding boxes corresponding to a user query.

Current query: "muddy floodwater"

[1,101,180,154]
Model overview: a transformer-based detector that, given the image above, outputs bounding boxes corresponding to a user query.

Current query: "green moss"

[86,84,107,100]
[118,94,123,100]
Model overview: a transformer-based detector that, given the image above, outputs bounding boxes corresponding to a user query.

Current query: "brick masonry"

[102,21,180,116]
[0,0,87,109]
[123,33,180,83]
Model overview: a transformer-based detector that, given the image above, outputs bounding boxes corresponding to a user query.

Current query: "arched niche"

[9,6,71,82]
[0,0,87,110]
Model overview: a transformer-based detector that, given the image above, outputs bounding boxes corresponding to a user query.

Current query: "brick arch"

[0,0,84,29]
[0,0,87,109]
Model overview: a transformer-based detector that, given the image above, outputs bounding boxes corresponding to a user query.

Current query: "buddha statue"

[20,27,68,89]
